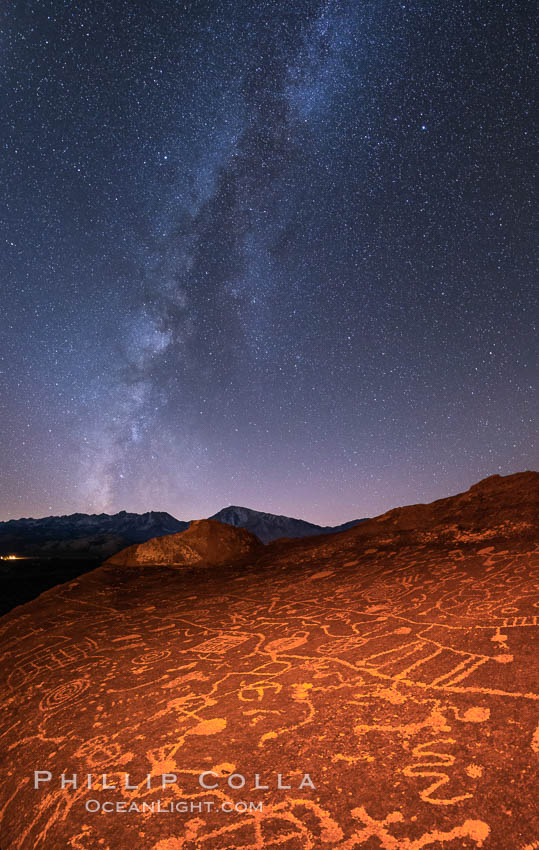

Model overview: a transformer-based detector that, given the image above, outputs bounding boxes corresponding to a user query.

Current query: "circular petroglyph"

[132,648,171,666]
[40,678,89,712]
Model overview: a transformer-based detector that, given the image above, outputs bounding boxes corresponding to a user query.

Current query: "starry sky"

[1,0,537,524]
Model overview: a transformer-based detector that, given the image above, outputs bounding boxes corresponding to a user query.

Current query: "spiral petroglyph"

[40,678,90,712]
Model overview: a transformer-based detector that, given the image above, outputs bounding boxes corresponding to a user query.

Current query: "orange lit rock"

[104,518,264,567]
[0,472,537,848]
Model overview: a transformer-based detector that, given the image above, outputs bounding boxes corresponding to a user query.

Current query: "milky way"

[1,0,536,523]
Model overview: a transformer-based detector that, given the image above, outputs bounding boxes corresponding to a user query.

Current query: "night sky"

[1,0,536,524]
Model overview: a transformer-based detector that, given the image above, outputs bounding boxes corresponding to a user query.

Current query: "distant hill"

[209,505,365,543]
[0,510,188,559]
[104,519,263,567]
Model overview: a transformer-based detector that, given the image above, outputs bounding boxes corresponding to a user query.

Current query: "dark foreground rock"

[0,557,101,616]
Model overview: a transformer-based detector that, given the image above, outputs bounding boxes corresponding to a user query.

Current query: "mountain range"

[0,510,188,559]
[0,505,364,558]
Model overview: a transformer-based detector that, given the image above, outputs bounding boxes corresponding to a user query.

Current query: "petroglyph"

[402,738,474,805]
[39,678,91,713]
[192,634,251,654]
[7,636,101,689]
[337,807,490,848]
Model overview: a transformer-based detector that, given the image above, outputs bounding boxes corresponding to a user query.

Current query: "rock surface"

[0,471,538,849]
[343,470,539,545]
